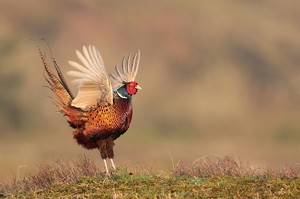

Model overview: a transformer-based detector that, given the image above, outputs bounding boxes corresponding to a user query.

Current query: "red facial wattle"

[126,82,138,95]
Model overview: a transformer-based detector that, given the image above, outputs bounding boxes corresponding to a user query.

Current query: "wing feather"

[122,57,126,74]
[110,50,140,90]
[132,51,140,79]
[67,45,113,110]
[126,54,131,74]
[76,50,90,69]
[88,45,98,71]
[115,65,122,78]
[68,61,89,73]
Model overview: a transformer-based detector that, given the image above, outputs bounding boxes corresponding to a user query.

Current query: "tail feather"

[36,41,85,128]
[37,42,73,109]
[47,43,74,99]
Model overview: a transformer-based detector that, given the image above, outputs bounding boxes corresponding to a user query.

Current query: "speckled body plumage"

[72,98,133,156]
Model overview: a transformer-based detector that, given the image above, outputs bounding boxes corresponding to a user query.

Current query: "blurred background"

[1,0,300,181]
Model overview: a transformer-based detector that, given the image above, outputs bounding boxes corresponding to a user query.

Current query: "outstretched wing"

[110,50,140,91]
[67,45,113,110]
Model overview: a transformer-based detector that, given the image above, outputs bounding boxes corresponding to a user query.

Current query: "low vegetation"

[1,156,299,198]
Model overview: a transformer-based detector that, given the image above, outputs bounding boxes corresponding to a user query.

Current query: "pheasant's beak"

[135,85,142,90]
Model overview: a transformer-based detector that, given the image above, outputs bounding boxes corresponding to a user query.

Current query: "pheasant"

[37,43,141,176]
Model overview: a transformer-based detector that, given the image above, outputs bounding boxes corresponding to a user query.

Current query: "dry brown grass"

[1,156,103,195]
[172,155,300,179]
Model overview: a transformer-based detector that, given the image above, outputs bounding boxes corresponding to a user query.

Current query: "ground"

[1,156,299,198]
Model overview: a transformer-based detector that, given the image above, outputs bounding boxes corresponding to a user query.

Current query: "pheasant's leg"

[103,159,110,177]
[109,158,116,170]
[98,140,111,177]
[106,138,116,170]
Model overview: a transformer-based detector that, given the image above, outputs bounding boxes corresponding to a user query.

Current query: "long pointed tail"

[36,41,85,128]
[36,42,74,111]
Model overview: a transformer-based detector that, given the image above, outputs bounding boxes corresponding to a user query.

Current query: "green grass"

[3,172,299,198]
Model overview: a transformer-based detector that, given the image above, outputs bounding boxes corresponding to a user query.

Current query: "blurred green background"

[1,0,300,181]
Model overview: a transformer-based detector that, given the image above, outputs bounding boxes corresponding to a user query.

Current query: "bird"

[37,43,141,176]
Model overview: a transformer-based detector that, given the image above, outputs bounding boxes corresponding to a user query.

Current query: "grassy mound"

[1,156,299,198]
[3,174,300,198]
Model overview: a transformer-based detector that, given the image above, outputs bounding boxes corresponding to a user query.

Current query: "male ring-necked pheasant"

[38,44,141,176]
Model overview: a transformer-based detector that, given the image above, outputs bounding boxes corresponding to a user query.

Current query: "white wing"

[67,45,113,109]
[110,50,140,91]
